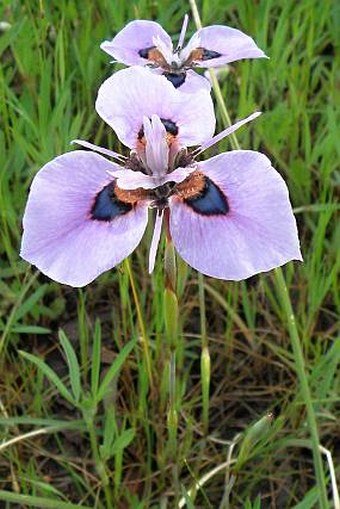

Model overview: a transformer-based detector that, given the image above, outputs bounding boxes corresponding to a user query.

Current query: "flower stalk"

[198,272,210,433]
[163,210,180,498]
[164,213,179,444]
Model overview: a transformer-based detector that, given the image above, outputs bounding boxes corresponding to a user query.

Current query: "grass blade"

[58,329,81,403]
[95,338,136,403]
[19,350,75,405]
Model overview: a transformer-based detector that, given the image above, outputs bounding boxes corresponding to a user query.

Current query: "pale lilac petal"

[195,112,261,155]
[144,115,169,177]
[114,169,161,190]
[148,210,164,273]
[187,25,267,68]
[152,34,174,65]
[169,151,302,280]
[100,20,172,66]
[114,165,196,190]
[163,165,197,184]
[95,67,215,149]
[21,151,148,287]
[71,139,126,162]
[180,31,200,63]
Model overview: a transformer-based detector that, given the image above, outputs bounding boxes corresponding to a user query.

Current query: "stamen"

[173,147,193,169]
[193,112,262,156]
[71,139,126,162]
[125,151,148,174]
[177,14,189,51]
[148,209,164,273]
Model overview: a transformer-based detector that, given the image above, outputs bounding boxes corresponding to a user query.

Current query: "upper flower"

[101,16,267,91]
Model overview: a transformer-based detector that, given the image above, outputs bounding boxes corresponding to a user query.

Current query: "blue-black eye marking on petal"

[184,177,229,216]
[91,182,132,221]
[163,72,186,88]
[138,118,178,139]
[138,46,156,59]
[200,48,222,61]
[161,118,179,136]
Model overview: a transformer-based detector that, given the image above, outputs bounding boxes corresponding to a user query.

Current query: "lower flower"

[20,113,302,287]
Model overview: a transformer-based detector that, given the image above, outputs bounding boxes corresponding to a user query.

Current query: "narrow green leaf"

[292,486,319,509]
[0,417,85,429]
[0,19,26,56]
[14,284,48,321]
[9,325,51,334]
[19,350,75,405]
[0,489,93,508]
[110,428,135,456]
[24,479,64,497]
[100,406,117,461]
[180,486,196,509]
[58,330,81,403]
[96,339,136,403]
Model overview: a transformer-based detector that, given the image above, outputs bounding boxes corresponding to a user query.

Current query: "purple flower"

[20,68,301,287]
[101,15,267,92]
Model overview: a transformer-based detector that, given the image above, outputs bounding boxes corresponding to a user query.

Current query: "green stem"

[209,72,240,150]
[198,273,207,343]
[274,268,328,508]
[0,490,93,509]
[163,213,180,502]
[198,273,210,432]
[168,348,178,450]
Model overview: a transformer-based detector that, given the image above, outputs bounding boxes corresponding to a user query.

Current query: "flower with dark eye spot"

[20,68,301,287]
[101,15,267,92]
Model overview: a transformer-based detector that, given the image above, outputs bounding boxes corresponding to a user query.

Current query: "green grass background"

[0,0,339,507]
